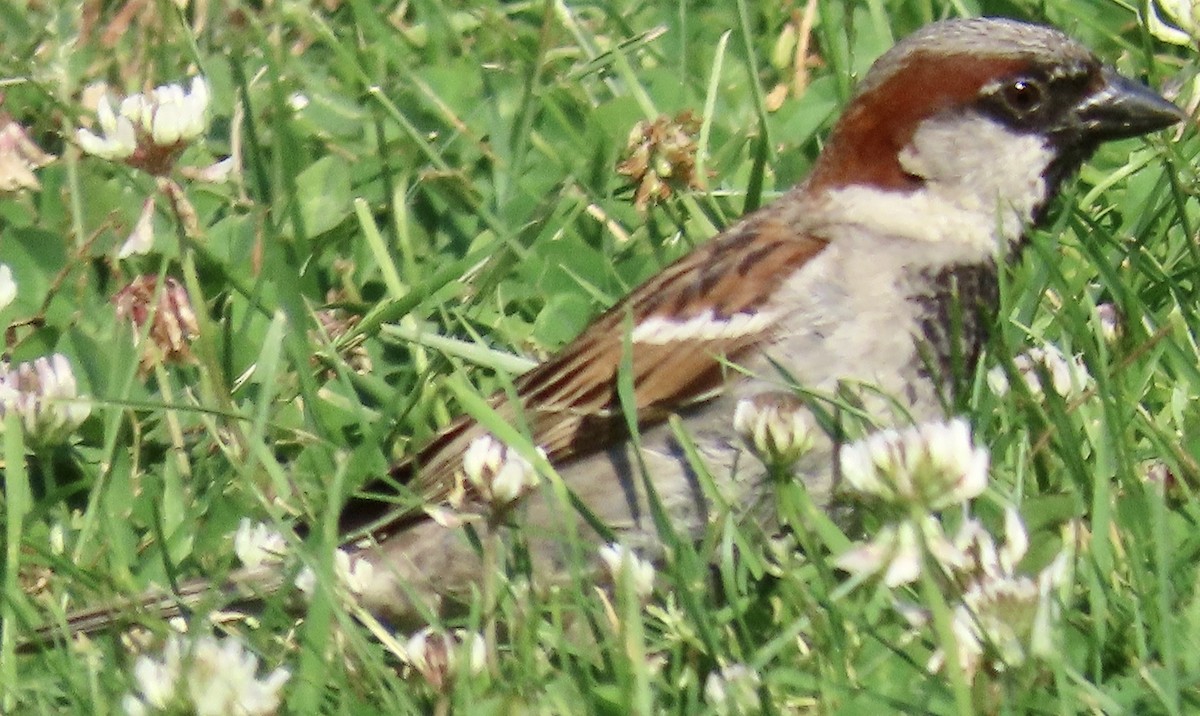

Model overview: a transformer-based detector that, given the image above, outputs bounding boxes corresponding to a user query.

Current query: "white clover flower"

[293,566,316,596]
[118,196,157,258]
[955,575,1040,673]
[404,627,487,692]
[0,353,91,445]
[184,156,235,184]
[458,434,543,512]
[332,548,375,595]
[839,418,988,512]
[948,507,1029,583]
[233,519,288,570]
[987,345,1090,400]
[122,77,210,147]
[598,543,656,601]
[0,263,16,310]
[188,635,290,716]
[925,513,1072,681]
[122,633,289,716]
[835,521,921,587]
[733,395,815,468]
[78,94,138,160]
[929,551,1068,681]
[295,547,376,598]
[146,85,186,146]
[704,663,762,716]
[123,636,182,714]
[1148,0,1200,45]
[78,77,210,174]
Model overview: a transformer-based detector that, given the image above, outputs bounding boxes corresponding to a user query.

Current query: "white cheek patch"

[897,115,1052,243]
[820,115,1055,259]
[631,309,779,345]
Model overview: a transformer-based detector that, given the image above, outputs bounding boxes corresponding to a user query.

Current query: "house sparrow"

[45,17,1184,639]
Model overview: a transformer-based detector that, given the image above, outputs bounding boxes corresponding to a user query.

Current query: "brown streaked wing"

[339,214,827,539]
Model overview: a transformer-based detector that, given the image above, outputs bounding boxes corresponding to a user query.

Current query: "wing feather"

[339,212,827,538]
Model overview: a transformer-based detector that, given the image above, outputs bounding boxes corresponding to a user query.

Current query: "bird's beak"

[1072,66,1187,141]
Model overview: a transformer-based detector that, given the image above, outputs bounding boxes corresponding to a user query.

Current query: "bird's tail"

[23,566,284,650]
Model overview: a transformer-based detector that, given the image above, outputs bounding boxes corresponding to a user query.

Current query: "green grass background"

[1,0,1198,712]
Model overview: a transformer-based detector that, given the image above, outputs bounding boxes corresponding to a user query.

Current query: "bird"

[40,17,1185,641]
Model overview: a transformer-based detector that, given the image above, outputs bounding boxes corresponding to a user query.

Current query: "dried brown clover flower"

[616,110,702,211]
[113,275,200,368]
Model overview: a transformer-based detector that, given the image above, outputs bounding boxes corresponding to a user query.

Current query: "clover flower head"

[834,517,969,587]
[616,110,703,211]
[734,394,815,468]
[987,344,1090,400]
[456,434,543,513]
[704,663,762,716]
[295,547,376,598]
[233,519,289,571]
[598,543,656,601]
[122,633,289,716]
[78,77,210,174]
[839,418,988,512]
[113,275,200,367]
[0,353,91,445]
[404,627,487,692]
[924,512,1072,681]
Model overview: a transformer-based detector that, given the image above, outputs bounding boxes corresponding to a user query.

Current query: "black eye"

[1002,79,1045,115]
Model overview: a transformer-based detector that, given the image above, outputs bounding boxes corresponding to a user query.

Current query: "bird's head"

[808,18,1185,247]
